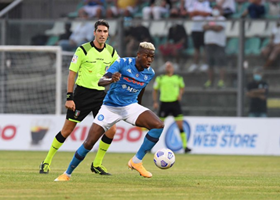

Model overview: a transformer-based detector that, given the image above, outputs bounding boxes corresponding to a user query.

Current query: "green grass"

[0,151,280,200]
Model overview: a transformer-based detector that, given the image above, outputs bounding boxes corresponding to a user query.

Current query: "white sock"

[64,171,71,177]
[132,156,142,164]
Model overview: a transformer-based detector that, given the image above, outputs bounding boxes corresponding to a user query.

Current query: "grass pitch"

[0,151,279,200]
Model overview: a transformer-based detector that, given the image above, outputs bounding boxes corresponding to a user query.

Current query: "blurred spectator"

[261,21,280,69]
[187,0,212,73]
[142,0,172,20]
[58,23,72,40]
[106,0,139,18]
[169,0,190,18]
[215,0,236,18]
[241,0,265,19]
[267,1,280,18]
[58,11,94,51]
[203,6,227,88]
[124,23,153,56]
[246,67,268,117]
[159,13,188,63]
[78,0,105,19]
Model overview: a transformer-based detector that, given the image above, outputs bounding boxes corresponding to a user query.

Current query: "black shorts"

[158,101,183,119]
[66,85,106,122]
[191,31,205,50]
[205,44,226,68]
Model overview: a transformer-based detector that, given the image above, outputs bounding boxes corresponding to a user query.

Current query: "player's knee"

[83,140,94,150]
[153,121,164,129]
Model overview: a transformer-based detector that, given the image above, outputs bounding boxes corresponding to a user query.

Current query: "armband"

[67,92,73,101]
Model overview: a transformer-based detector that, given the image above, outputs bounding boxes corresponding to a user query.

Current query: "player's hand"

[112,72,121,83]
[65,100,75,111]
[153,102,159,110]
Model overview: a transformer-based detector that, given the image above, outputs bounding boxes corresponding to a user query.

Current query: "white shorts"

[94,103,149,131]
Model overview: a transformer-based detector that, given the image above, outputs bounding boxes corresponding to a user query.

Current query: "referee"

[39,19,119,175]
[153,61,191,153]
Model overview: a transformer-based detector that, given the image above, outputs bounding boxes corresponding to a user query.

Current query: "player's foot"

[54,173,70,181]
[39,161,50,174]
[203,80,212,88]
[90,163,111,175]
[128,158,152,178]
[185,147,192,153]
[217,80,225,89]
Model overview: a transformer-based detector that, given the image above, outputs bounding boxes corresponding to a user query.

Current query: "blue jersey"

[103,57,155,107]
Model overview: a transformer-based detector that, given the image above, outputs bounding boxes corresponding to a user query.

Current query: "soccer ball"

[154,148,175,169]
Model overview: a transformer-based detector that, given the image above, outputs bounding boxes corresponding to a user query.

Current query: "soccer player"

[39,19,119,175]
[54,42,164,181]
[153,61,191,153]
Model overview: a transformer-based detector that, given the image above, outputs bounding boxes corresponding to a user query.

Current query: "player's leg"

[126,104,164,178]
[55,105,119,181]
[40,86,91,174]
[91,124,116,175]
[39,119,77,174]
[171,101,191,153]
[54,122,106,181]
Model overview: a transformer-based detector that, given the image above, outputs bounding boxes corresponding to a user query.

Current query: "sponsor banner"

[0,114,279,155]
[154,117,280,155]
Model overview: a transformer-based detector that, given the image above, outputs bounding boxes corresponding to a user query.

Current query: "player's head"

[165,61,174,75]
[136,42,155,71]
[94,19,109,45]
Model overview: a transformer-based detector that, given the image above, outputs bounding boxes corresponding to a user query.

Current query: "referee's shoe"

[91,163,111,175]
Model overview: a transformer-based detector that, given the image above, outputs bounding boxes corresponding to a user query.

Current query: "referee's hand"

[65,100,75,111]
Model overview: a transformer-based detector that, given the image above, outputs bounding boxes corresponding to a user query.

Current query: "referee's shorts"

[158,100,183,120]
[66,85,106,123]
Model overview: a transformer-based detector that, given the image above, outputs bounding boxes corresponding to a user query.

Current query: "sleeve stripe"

[111,48,115,58]
[80,46,87,55]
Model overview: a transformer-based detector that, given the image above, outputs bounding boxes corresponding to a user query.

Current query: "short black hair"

[94,19,109,31]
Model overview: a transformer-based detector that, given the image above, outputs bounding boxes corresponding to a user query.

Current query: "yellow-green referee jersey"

[69,41,119,90]
[153,75,185,102]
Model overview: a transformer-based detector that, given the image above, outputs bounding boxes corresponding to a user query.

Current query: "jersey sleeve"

[106,57,122,74]
[179,76,185,88]
[69,47,85,72]
[111,50,119,65]
[153,76,161,90]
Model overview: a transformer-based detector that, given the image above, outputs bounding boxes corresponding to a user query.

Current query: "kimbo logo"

[165,120,191,152]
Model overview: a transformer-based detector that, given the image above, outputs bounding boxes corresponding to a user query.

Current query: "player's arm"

[178,87,184,101]
[98,72,121,86]
[65,70,77,111]
[152,89,159,109]
[137,87,146,105]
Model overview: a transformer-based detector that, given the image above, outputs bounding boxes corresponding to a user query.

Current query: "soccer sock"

[180,130,187,149]
[93,134,113,167]
[43,132,66,165]
[135,128,163,162]
[66,144,90,175]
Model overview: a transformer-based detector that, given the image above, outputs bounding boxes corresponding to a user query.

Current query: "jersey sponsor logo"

[71,55,78,63]
[122,84,139,93]
[165,120,191,152]
[96,58,104,61]
[103,62,111,64]
[123,77,144,86]
[86,61,96,63]
[97,114,104,121]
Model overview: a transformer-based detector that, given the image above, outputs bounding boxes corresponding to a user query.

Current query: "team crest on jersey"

[144,75,148,80]
[71,55,78,63]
